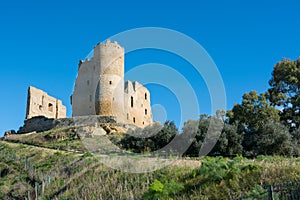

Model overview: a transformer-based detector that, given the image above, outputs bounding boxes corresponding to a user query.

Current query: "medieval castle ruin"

[71,40,152,127]
[24,40,152,129]
[26,86,66,120]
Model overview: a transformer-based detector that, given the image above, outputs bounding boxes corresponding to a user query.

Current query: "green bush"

[81,152,93,157]
[143,179,184,200]
[54,151,63,156]
[243,184,280,200]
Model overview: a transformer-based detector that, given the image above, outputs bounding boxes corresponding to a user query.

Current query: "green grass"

[4,127,87,152]
[2,130,300,199]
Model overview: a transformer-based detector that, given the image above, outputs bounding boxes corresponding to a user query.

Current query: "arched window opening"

[133,117,136,123]
[145,109,147,115]
[145,93,147,100]
[109,81,112,85]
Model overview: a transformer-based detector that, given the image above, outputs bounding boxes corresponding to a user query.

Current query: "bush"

[143,179,184,200]
[243,185,269,199]
[119,121,178,153]
[81,152,93,158]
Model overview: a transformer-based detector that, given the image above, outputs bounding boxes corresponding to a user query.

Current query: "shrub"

[143,179,184,200]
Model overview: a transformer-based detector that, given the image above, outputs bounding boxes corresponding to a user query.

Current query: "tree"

[228,91,280,156]
[182,115,210,157]
[151,121,178,150]
[182,114,241,157]
[211,123,243,156]
[119,121,178,153]
[291,127,300,156]
[255,122,293,156]
[268,58,300,130]
[228,91,280,131]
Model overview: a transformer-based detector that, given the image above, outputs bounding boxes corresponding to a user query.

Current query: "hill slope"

[1,129,300,199]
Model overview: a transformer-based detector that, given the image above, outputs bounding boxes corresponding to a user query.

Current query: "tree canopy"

[268,58,300,130]
[116,57,300,157]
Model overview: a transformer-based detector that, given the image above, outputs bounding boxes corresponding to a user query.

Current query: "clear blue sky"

[1,0,300,135]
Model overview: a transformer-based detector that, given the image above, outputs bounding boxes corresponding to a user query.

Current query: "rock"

[4,130,16,138]
[16,115,137,138]
[102,125,112,134]
[18,116,55,134]
[17,115,118,134]
[92,127,106,136]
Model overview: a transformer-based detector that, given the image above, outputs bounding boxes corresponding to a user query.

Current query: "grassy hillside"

[1,129,300,199]
[3,127,86,152]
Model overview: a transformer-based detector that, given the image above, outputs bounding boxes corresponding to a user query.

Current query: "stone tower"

[94,40,125,119]
[71,40,152,127]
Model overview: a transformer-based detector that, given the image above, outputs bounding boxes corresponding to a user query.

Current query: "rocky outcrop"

[18,116,55,133]
[17,115,135,135]
[3,130,16,139]
[18,116,117,133]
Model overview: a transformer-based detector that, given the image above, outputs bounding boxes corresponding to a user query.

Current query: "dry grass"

[1,131,300,199]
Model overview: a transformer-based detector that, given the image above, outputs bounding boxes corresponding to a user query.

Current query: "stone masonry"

[26,86,66,119]
[71,40,153,127]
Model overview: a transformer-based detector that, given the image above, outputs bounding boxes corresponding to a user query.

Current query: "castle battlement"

[97,39,124,50]
[79,40,124,68]
[125,81,144,94]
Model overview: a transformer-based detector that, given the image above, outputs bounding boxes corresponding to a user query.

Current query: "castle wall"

[95,74,124,116]
[26,86,66,119]
[124,81,152,127]
[71,59,97,116]
[72,40,125,120]
[94,40,124,77]
[56,100,67,118]
[71,40,152,128]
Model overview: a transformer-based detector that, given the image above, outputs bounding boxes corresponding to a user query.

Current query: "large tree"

[182,113,243,157]
[182,114,210,157]
[268,58,300,130]
[255,122,293,156]
[228,91,280,156]
[211,123,244,156]
[228,91,280,131]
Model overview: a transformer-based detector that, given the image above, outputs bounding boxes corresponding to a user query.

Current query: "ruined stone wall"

[56,100,66,118]
[71,59,97,116]
[124,81,152,127]
[26,86,66,119]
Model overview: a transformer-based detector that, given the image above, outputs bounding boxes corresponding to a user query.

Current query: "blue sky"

[1,0,300,135]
